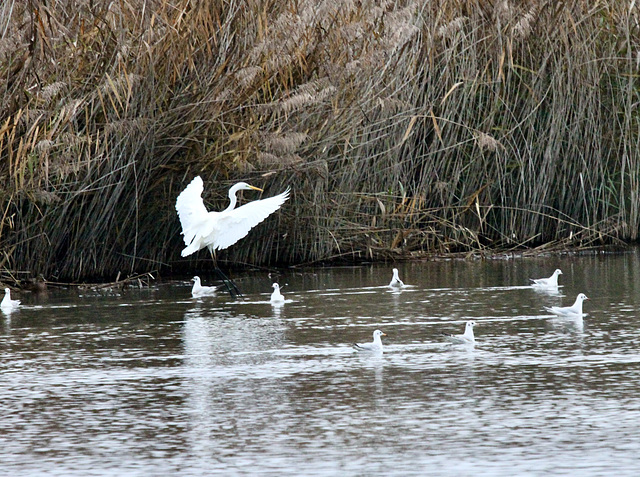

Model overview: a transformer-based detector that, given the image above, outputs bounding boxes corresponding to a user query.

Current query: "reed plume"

[0,0,637,280]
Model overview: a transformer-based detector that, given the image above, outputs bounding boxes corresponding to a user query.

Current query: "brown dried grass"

[0,0,638,280]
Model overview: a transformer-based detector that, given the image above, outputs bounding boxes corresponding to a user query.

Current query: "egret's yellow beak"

[248,185,263,192]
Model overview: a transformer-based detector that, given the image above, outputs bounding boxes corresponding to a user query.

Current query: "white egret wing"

[176,176,210,246]
[215,188,290,250]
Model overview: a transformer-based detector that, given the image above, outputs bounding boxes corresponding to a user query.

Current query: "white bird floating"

[545,293,589,316]
[175,176,290,258]
[353,329,386,353]
[388,268,405,288]
[191,276,217,298]
[1,288,21,312]
[443,320,476,345]
[530,269,563,287]
[270,283,285,304]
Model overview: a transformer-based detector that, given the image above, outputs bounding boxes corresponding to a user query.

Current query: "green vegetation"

[0,0,638,281]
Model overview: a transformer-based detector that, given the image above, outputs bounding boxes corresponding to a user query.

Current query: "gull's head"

[272,283,280,290]
[4,288,9,294]
[577,293,589,301]
[554,269,563,276]
[466,320,477,329]
[236,182,263,193]
[373,329,386,338]
[392,268,399,276]
[192,276,200,284]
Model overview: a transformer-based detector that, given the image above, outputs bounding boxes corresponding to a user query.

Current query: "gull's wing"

[444,334,463,344]
[546,305,574,315]
[442,333,472,344]
[215,188,290,250]
[353,342,375,351]
[176,176,210,246]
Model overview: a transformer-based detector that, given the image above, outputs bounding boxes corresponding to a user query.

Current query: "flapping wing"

[176,176,210,246]
[215,188,290,250]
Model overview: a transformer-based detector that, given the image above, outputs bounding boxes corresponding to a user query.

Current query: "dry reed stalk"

[0,0,638,280]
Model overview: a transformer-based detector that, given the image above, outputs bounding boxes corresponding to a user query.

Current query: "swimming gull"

[388,268,405,288]
[443,320,476,345]
[1,288,21,311]
[191,276,218,297]
[270,283,285,304]
[531,269,563,287]
[353,329,386,353]
[545,293,589,316]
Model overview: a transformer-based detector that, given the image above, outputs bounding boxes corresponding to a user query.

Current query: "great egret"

[176,176,290,296]
[388,268,405,287]
[270,283,285,304]
[191,276,217,298]
[353,329,386,353]
[530,269,563,287]
[545,293,589,316]
[443,320,476,345]
[1,288,21,311]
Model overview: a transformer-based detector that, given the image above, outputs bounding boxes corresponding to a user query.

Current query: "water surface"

[2,252,640,475]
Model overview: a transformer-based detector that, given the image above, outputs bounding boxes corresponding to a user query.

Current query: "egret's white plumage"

[353,329,386,353]
[388,268,405,288]
[270,283,285,304]
[1,288,20,311]
[443,320,476,345]
[191,276,217,298]
[545,293,589,316]
[531,269,563,287]
[176,176,290,257]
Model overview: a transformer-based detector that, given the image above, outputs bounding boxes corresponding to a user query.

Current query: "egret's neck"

[224,184,242,212]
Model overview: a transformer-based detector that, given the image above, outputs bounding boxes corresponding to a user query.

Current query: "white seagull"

[270,283,285,304]
[443,320,476,345]
[1,288,21,312]
[530,269,563,287]
[388,268,405,288]
[545,293,589,316]
[191,276,217,298]
[353,329,386,353]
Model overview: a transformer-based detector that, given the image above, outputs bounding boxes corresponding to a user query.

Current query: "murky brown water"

[3,251,640,475]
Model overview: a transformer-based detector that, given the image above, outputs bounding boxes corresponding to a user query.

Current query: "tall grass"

[0,0,638,280]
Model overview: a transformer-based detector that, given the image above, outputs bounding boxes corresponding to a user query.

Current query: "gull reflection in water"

[532,285,564,298]
[548,314,585,335]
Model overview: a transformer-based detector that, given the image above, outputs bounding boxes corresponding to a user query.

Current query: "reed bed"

[0,0,638,280]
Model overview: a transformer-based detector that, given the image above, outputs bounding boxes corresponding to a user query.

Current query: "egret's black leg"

[209,250,243,298]
[214,268,243,298]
